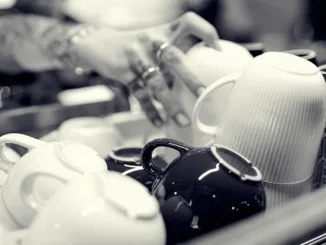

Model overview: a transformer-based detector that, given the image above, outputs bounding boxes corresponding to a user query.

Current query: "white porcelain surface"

[193,52,326,208]
[0,146,20,189]
[0,224,6,244]
[0,133,107,230]
[62,0,185,29]
[42,107,165,149]
[166,40,253,148]
[57,85,115,106]
[21,172,165,245]
[0,169,6,187]
[59,117,124,158]
[0,0,15,9]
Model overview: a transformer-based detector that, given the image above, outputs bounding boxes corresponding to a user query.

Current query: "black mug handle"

[141,138,192,177]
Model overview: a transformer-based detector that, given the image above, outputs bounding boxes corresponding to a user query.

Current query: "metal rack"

[184,188,326,245]
[2,93,326,245]
[0,90,129,137]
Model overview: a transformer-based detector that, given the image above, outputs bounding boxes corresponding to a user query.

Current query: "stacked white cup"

[192,52,326,208]
[163,40,253,161]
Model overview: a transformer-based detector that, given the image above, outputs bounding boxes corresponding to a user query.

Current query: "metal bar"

[0,99,123,136]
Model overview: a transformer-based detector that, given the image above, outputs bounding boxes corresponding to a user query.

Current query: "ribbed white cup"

[195,52,326,209]
[166,40,253,148]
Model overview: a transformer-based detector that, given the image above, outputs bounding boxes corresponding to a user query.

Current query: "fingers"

[125,45,191,128]
[153,40,206,97]
[127,78,165,128]
[137,34,157,62]
[169,12,221,51]
[125,46,165,128]
[142,68,191,127]
[138,33,175,89]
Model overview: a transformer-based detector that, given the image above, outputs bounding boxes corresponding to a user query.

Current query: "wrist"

[65,24,97,75]
[42,23,96,75]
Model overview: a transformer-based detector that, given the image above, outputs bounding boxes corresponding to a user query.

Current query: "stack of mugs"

[1,38,326,245]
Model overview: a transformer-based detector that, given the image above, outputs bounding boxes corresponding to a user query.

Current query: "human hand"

[124,42,192,128]
[73,12,220,84]
[122,31,210,128]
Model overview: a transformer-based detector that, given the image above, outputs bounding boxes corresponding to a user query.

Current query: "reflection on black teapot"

[105,146,167,191]
[141,138,266,245]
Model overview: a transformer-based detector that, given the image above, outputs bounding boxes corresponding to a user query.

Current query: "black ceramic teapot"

[141,138,266,244]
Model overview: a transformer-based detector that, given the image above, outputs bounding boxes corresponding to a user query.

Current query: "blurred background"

[0,0,324,135]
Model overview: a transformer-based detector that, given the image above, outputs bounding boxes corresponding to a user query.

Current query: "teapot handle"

[141,138,192,177]
[0,134,44,173]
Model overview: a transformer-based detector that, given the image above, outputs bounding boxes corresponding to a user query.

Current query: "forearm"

[0,14,84,73]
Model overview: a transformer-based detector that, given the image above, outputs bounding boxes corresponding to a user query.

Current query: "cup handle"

[141,138,192,177]
[0,133,45,173]
[318,64,326,81]
[192,72,241,136]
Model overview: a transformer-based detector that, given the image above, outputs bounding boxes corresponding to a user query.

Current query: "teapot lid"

[210,145,262,182]
[95,172,160,220]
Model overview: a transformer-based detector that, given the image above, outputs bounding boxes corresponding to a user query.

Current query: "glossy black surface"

[141,138,266,245]
[105,147,167,191]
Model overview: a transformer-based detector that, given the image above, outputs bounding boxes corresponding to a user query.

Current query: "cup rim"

[58,117,119,138]
[60,117,108,128]
[283,49,316,60]
[262,51,319,75]
[211,144,262,182]
[108,147,143,165]
[239,42,264,51]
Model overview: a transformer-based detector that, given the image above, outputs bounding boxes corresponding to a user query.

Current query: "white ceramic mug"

[59,117,124,158]
[166,40,253,148]
[17,172,165,245]
[192,52,326,208]
[62,0,185,29]
[0,133,107,230]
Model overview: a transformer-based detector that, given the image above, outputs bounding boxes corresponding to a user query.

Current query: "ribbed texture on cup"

[216,53,326,208]
[263,178,312,209]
